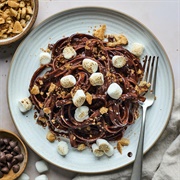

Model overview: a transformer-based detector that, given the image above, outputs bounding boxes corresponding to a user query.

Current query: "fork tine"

[146,56,154,83]
[142,55,150,81]
[142,56,158,92]
[150,56,159,92]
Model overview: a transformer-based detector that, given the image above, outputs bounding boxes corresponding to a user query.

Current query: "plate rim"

[7,6,175,174]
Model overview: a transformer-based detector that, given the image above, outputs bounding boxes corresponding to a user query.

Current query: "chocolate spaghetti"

[29,33,145,148]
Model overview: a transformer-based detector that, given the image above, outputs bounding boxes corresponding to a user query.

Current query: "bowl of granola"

[0,0,38,46]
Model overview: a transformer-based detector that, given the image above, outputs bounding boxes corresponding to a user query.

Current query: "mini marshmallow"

[18,97,32,113]
[89,72,104,86]
[63,46,77,59]
[17,173,30,180]
[107,83,122,99]
[72,89,86,107]
[39,52,51,65]
[74,106,89,122]
[82,58,98,73]
[96,139,110,152]
[96,139,114,157]
[92,143,104,157]
[112,55,126,68]
[57,141,69,156]
[35,160,48,173]
[104,143,114,157]
[35,174,48,180]
[131,42,144,57]
[60,75,76,88]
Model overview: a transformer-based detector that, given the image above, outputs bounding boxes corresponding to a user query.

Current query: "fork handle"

[130,106,147,180]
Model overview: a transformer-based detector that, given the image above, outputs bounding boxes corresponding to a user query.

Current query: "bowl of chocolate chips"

[0,129,28,179]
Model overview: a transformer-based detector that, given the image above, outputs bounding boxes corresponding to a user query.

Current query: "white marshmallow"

[89,72,104,86]
[96,139,114,157]
[112,55,126,68]
[131,42,144,57]
[39,52,51,65]
[18,97,32,113]
[60,75,76,88]
[17,173,30,180]
[63,46,77,59]
[107,83,122,99]
[35,174,48,180]
[72,89,86,107]
[74,106,89,122]
[57,141,69,156]
[35,160,48,173]
[96,139,110,152]
[82,58,98,73]
[92,143,104,157]
[104,143,114,157]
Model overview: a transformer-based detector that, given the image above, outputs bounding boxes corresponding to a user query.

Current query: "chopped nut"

[117,141,123,154]
[43,107,51,114]
[93,24,106,40]
[9,8,18,17]
[38,116,47,123]
[139,80,151,88]
[48,83,56,93]
[20,19,26,28]
[77,144,86,151]
[26,5,33,14]
[46,131,56,142]
[21,7,26,18]
[117,138,130,154]
[7,27,13,34]
[38,80,43,85]
[0,17,5,24]
[19,1,25,8]
[118,138,130,146]
[30,85,40,95]
[137,69,143,74]
[107,34,128,47]
[25,14,30,21]
[86,92,92,105]
[100,107,108,114]
[12,21,23,33]
[8,0,19,8]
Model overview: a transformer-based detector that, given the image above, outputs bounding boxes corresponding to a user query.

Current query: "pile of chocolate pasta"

[29,33,145,149]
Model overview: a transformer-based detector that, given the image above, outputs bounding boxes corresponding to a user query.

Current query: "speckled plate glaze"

[8,7,174,173]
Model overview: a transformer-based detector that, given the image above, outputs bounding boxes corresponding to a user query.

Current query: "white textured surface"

[7,7,174,173]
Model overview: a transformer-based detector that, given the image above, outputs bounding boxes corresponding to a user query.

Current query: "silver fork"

[130,56,159,180]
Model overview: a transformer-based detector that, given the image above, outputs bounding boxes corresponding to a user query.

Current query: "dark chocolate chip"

[11,151,17,156]
[0,162,5,168]
[0,155,6,164]
[12,164,20,173]
[0,138,4,146]
[3,138,10,145]
[14,154,24,162]
[13,146,21,154]
[9,140,18,149]
[0,145,6,151]
[3,150,10,154]
[7,162,12,170]
[0,171,4,178]
[11,158,18,166]
[6,145,12,151]
[1,166,9,174]
[6,154,13,162]
[0,152,5,157]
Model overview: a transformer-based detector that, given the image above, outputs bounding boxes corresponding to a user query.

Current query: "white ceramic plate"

[8,7,174,173]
